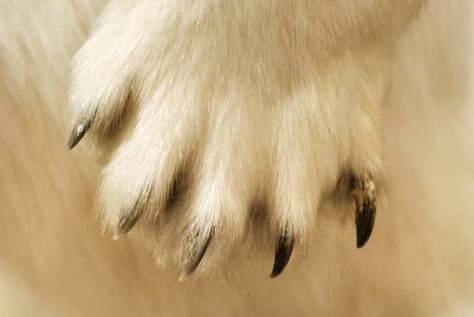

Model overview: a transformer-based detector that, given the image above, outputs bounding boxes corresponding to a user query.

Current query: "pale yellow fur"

[0,0,473,316]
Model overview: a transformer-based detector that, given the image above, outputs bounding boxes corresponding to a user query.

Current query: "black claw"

[356,199,376,248]
[117,188,153,235]
[118,213,141,235]
[180,229,214,280]
[68,121,90,149]
[270,232,295,278]
[350,173,377,248]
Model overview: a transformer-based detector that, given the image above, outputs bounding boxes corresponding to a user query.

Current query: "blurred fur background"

[0,0,472,316]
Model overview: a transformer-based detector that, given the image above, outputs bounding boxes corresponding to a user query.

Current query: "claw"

[68,121,90,149]
[351,173,377,248]
[116,188,152,236]
[356,199,376,248]
[180,229,214,281]
[118,213,141,235]
[270,232,295,278]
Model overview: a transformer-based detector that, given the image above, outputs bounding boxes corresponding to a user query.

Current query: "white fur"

[0,0,473,316]
[69,0,423,264]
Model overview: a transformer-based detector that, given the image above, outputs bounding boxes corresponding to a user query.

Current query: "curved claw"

[356,199,376,248]
[351,173,377,248]
[270,232,295,278]
[116,188,152,236]
[180,229,214,281]
[118,213,141,235]
[68,121,90,149]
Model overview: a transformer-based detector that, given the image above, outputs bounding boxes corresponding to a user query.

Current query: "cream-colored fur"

[0,0,473,316]
[69,0,423,274]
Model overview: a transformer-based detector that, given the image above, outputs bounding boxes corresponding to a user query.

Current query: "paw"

[68,1,384,279]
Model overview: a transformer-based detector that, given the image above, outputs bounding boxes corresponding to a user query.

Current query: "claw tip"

[356,204,376,248]
[118,213,140,235]
[68,121,89,149]
[270,233,295,278]
[182,229,213,279]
